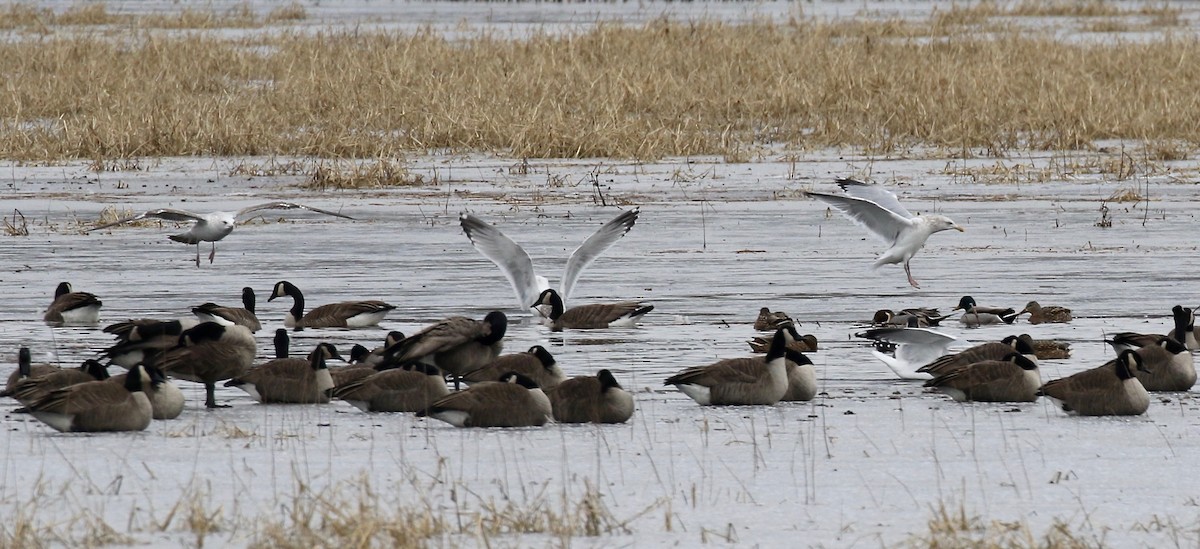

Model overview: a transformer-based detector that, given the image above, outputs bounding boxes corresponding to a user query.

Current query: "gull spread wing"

[460,214,540,311]
[806,190,914,246]
[234,202,354,221]
[90,208,204,232]
[857,326,957,379]
[560,208,639,300]
[835,179,914,219]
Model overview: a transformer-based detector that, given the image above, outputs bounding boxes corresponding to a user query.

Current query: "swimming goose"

[149,322,256,408]
[331,363,449,413]
[547,369,635,423]
[665,328,789,406]
[193,287,262,332]
[224,342,341,404]
[380,311,508,384]
[781,349,819,401]
[1019,301,1072,324]
[5,348,59,394]
[918,336,1036,377]
[89,202,354,266]
[924,352,1041,402]
[268,281,396,330]
[532,288,653,331]
[418,372,552,428]
[1039,350,1150,416]
[460,209,639,315]
[102,318,200,368]
[461,345,565,389]
[25,364,156,433]
[108,367,185,420]
[43,282,102,325]
[754,307,793,331]
[805,179,963,289]
[1018,334,1071,360]
[5,359,109,406]
[856,319,957,380]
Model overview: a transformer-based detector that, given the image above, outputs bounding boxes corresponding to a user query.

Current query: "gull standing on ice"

[89,202,354,266]
[460,209,639,315]
[805,179,963,289]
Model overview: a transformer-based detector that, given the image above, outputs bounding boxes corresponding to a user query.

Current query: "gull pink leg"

[905,261,920,289]
[209,242,216,264]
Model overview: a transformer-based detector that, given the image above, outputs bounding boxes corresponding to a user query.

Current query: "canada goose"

[1039,350,1150,416]
[334,332,407,388]
[918,336,1036,377]
[149,322,256,408]
[664,328,788,406]
[268,281,396,330]
[1132,337,1195,392]
[381,312,507,383]
[348,331,406,368]
[331,363,449,413]
[461,345,565,389]
[418,372,552,427]
[532,289,653,331]
[25,364,157,433]
[1164,305,1198,350]
[89,202,354,266]
[805,179,964,288]
[193,287,262,332]
[43,282,102,325]
[781,350,818,402]
[224,342,341,404]
[5,348,59,394]
[547,369,634,423]
[748,324,818,353]
[855,319,957,380]
[460,209,639,315]
[1019,301,1072,324]
[1018,334,1071,360]
[754,307,793,331]
[5,359,109,406]
[101,318,200,368]
[108,367,185,420]
[924,352,1041,403]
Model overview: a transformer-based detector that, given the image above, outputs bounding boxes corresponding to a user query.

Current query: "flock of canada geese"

[5,180,1196,433]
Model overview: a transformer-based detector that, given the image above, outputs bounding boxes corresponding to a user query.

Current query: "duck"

[418,372,552,428]
[923,352,1041,403]
[918,336,1036,377]
[149,322,256,408]
[665,328,788,406]
[43,282,102,326]
[1038,350,1149,416]
[547,369,635,423]
[331,363,449,413]
[856,318,957,380]
[748,330,818,354]
[754,307,793,331]
[532,288,653,331]
[380,311,508,384]
[192,287,262,332]
[5,347,60,394]
[1019,301,1072,324]
[5,359,110,407]
[268,280,396,330]
[1018,334,1071,360]
[953,296,1018,327]
[224,342,341,404]
[461,345,565,389]
[25,364,157,433]
[872,308,950,327]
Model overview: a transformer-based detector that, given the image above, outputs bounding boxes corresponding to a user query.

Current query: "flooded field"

[1,150,1199,546]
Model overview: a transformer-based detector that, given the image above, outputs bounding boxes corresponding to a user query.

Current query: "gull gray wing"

[835,179,914,219]
[460,214,541,311]
[89,208,204,232]
[560,208,639,301]
[234,202,354,220]
[805,190,914,246]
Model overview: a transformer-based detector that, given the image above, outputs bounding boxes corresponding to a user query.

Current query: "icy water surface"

[1,153,1199,546]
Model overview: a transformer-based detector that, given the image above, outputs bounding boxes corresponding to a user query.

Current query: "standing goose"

[804,179,964,289]
[268,281,396,330]
[923,353,1041,403]
[461,345,565,389]
[331,363,449,413]
[460,208,639,315]
[5,348,60,394]
[418,372,552,428]
[25,364,157,433]
[193,287,262,332]
[532,288,653,331]
[43,282,102,326]
[781,350,819,402]
[1019,301,1072,324]
[224,343,341,404]
[5,359,110,407]
[150,322,256,408]
[89,201,354,266]
[1039,350,1150,416]
[102,318,200,368]
[664,328,789,406]
[108,367,185,420]
[380,311,508,384]
[856,318,957,380]
[547,369,635,423]
[754,307,793,331]
[918,336,1036,377]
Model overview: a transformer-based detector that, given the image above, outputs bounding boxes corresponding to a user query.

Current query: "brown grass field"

[0,3,1197,162]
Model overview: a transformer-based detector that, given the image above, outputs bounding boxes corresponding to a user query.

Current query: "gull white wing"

[234,202,354,220]
[90,208,204,232]
[460,214,541,311]
[806,191,914,246]
[835,179,914,219]
[857,326,957,380]
[560,208,639,300]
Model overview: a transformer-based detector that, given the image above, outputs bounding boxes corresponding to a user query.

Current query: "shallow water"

[1,151,1199,545]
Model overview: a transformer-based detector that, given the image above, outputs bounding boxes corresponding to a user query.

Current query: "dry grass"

[0,2,305,31]
[2,12,1200,160]
[909,502,1094,548]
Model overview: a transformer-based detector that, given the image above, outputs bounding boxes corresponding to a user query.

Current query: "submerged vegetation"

[0,3,1198,161]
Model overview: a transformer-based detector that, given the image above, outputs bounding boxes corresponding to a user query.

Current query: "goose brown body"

[150,322,256,408]
[924,353,1041,402]
[547,370,634,423]
[461,345,564,389]
[1039,351,1150,416]
[26,365,156,432]
[420,372,551,427]
[332,363,449,413]
[533,289,652,331]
